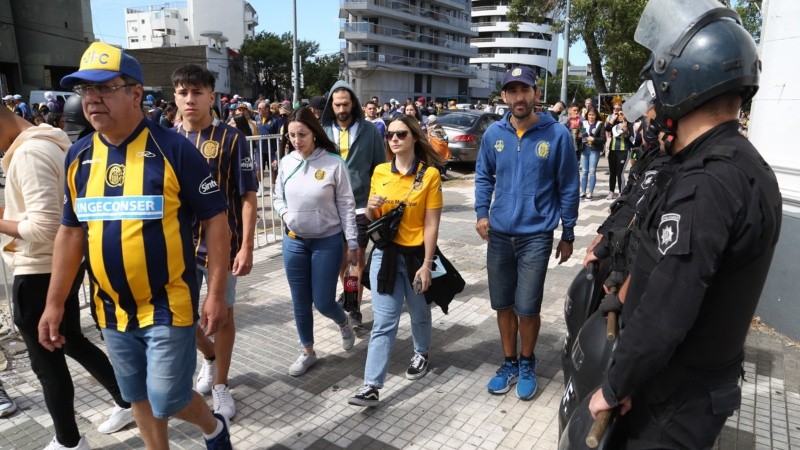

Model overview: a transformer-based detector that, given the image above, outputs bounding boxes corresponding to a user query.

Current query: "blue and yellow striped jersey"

[62,119,228,331]
[176,118,258,266]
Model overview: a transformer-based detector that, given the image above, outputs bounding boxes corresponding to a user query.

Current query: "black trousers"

[608,150,628,193]
[617,367,741,450]
[12,265,127,446]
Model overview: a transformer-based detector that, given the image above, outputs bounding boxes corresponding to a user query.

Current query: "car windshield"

[437,113,478,128]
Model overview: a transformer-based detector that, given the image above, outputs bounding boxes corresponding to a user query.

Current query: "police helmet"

[62,95,93,143]
[635,0,760,123]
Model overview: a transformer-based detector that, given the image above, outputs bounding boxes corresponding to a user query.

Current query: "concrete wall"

[749,0,800,339]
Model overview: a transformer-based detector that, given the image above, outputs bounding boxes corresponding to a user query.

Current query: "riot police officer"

[588,0,783,448]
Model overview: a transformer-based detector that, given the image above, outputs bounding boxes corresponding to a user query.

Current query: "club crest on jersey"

[314,169,325,180]
[536,141,550,159]
[199,175,220,195]
[241,156,254,171]
[658,213,680,255]
[200,140,219,158]
[494,140,504,152]
[106,164,125,187]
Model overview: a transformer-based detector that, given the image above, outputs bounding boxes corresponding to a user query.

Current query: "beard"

[336,112,351,123]
[510,100,535,120]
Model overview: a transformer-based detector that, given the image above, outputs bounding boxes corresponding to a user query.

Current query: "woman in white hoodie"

[274,107,359,376]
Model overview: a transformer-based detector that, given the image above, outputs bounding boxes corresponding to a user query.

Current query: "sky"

[89,0,589,65]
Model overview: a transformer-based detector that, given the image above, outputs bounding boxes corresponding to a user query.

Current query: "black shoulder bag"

[366,165,428,248]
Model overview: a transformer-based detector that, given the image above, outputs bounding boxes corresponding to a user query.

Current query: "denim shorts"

[487,230,553,317]
[197,265,237,308]
[102,324,197,419]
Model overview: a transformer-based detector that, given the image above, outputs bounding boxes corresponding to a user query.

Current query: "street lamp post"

[560,0,571,104]
[292,0,300,106]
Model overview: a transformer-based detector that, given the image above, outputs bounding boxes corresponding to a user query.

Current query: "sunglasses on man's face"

[386,130,409,140]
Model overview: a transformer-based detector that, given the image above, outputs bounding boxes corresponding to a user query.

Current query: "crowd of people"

[0,2,781,448]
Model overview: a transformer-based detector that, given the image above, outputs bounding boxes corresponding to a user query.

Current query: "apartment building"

[339,0,477,103]
[469,0,559,101]
[124,0,257,51]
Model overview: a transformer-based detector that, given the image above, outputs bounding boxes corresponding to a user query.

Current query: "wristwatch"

[562,237,575,244]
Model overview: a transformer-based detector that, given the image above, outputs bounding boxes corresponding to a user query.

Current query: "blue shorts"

[197,265,237,308]
[487,230,553,317]
[102,324,197,419]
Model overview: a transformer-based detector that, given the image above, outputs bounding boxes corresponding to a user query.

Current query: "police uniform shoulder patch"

[106,164,125,187]
[657,213,680,255]
[494,140,505,152]
[640,170,658,190]
[314,169,325,180]
[536,141,550,159]
[200,140,219,159]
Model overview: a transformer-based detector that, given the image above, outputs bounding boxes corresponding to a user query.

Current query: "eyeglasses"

[287,131,311,140]
[613,107,621,111]
[73,84,136,98]
[386,130,409,140]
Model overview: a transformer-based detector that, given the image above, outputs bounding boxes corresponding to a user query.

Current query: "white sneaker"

[256,184,263,197]
[212,384,236,420]
[0,386,17,417]
[196,358,216,395]
[43,436,90,450]
[340,316,355,351]
[97,403,134,434]
[288,352,316,376]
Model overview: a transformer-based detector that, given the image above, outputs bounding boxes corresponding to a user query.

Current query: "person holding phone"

[347,115,443,408]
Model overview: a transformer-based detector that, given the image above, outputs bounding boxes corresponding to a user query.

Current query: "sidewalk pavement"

[0,164,798,449]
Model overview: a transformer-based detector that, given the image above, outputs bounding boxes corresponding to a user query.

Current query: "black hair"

[171,64,216,91]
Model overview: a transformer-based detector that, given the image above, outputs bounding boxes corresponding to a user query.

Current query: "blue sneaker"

[516,358,538,400]
[205,413,233,450]
[487,361,519,394]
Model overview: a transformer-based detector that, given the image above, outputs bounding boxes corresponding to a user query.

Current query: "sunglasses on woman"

[386,130,410,140]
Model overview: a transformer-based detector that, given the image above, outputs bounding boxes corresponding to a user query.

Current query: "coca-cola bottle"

[343,264,359,313]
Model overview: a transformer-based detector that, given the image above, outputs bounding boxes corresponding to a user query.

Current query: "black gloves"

[598,292,622,316]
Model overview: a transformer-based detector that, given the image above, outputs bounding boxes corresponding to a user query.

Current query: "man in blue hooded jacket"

[475,66,579,400]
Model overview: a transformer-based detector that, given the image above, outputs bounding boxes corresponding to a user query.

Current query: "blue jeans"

[580,148,601,194]
[102,324,197,419]
[283,232,347,348]
[364,248,432,388]
[487,230,553,317]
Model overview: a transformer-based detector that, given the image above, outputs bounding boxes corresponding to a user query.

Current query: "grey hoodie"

[1,124,71,275]
[273,148,358,249]
[321,80,386,210]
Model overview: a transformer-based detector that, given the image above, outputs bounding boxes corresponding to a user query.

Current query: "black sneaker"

[349,310,363,328]
[405,353,429,380]
[348,385,379,407]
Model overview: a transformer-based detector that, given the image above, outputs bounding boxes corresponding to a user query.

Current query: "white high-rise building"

[124,0,257,51]
[469,0,559,101]
[339,0,477,103]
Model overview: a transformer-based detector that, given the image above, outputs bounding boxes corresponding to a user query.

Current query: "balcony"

[340,0,476,35]
[346,51,475,77]
[341,22,477,57]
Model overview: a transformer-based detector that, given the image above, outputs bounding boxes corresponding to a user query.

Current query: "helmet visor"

[634,0,724,52]
[622,80,656,120]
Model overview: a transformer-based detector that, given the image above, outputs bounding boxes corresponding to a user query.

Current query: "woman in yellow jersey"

[348,115,443,407]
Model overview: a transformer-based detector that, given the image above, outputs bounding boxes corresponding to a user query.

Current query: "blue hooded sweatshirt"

[475,111,579,240]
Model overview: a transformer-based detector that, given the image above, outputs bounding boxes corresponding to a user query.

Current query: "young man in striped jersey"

[172,64,258,421]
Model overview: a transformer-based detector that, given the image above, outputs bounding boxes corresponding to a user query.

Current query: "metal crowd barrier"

[0,134,286,335]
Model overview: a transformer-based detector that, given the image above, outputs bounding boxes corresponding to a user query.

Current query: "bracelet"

[424,259,435,262]
[421,266,431,272]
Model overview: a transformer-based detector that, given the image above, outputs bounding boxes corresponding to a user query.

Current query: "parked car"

[436,110,501,163]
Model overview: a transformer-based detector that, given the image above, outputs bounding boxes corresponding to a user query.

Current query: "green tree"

[732,0,762,43]
[508,0,650,95]
[240,32,319,101]
[302,53,343,97]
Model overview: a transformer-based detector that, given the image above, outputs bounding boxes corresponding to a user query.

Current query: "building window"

[130,38,139,43]
[141,19,145,24]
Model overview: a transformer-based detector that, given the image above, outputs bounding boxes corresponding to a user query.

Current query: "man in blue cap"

[37,42,234,449]
[474,65,579,401]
